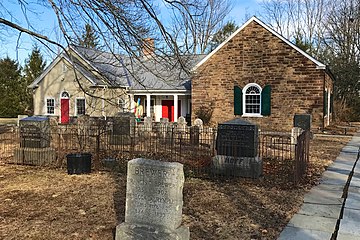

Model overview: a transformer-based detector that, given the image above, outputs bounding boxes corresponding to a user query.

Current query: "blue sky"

[0,0,262,65]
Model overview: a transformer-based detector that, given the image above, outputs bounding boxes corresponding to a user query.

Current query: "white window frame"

[75,97,86,116]
[242,83,262,117]
[45,97,55,115]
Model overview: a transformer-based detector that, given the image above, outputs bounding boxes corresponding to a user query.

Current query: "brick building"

[191,16,334,131]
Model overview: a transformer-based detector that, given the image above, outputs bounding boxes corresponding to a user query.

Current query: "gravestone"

[216,118,258,157]
[194,118,203,129]
[19,116,50,148]
[177,116,187,132]
[115,158,189,240]
[213,118,262,178]
[13,116,56,166]
[143,116,152,131]
[294,114,312,131]
[159,118,170,139]
[111,112,136,145]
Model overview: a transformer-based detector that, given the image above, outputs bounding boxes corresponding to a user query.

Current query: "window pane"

[244,84,261,114]
[46,99,55,114]
[76,99,86,115]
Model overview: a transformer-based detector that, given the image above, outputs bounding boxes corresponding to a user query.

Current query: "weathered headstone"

[116,158,189,240]
[143,116,152,131]
[111,112,136,145]
[113,112,136,135]
[294,114,312,131]
[193,118,203,130]
[13,116,56,166]
[19,116,50,148]
[213,118,262,178]
[159,118,170,139]
[177,116,187,132]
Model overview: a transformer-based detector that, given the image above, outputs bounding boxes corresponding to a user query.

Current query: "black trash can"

[66,153,92,174]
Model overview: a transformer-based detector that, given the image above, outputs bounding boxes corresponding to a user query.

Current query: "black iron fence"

[0,122,310,183]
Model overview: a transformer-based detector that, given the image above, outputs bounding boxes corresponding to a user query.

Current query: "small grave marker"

[294,114,312,131]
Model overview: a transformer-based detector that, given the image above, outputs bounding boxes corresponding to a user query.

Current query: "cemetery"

[0,114,354,239]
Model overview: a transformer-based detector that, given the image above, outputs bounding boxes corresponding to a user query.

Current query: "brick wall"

[192,21,333,131]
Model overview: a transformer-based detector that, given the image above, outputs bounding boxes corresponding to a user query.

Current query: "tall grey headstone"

[213,118,262,178]
[116,158,189,240]
[19,116,50,148]
[14,116,55,166]
[111,112,136,145]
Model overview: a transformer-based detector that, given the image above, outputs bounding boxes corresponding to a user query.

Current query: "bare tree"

[0,0,219,109]
[170,0,232,54]
[260,0,329,56]
[323,0,360,107]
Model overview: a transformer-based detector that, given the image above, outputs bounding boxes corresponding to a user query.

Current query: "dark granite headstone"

[113,112,136,136]
[216,118,258,158]
[111,113,136,145]
[293,114,311,131]
[19,116,50,148]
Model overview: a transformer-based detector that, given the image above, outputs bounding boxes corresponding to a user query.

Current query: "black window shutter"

[234,86,242,115]
[261,85,271,116]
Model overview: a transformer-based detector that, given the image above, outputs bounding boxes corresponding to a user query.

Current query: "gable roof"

[28,51,100,89]
[193,16,326,71]
[29,45,205,91]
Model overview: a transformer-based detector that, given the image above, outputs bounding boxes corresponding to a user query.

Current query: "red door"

[161,100,181,122]
[61,99,70,124]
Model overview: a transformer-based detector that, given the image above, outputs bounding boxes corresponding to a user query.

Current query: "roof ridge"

[193,16,326,71]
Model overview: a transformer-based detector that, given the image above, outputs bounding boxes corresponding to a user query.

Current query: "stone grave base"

[115,223,190,240]
[212,155,263,178]
[13,147,56,166]
[109,135,132,145]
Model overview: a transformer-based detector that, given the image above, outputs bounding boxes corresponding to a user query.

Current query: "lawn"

[0,134,351,240]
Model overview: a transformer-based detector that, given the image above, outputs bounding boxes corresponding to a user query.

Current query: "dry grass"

[0,166,121,240]
[0,134,352,240]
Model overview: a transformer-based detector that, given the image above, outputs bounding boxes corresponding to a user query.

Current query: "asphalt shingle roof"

[72,45,205,90]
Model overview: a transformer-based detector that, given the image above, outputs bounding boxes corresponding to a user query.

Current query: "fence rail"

[0,122,310,184]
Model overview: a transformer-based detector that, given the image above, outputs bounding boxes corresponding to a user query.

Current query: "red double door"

[161,100,181,122]
[60,99,70,124]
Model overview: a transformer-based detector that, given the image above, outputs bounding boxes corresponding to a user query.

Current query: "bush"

[194,104,214,125]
